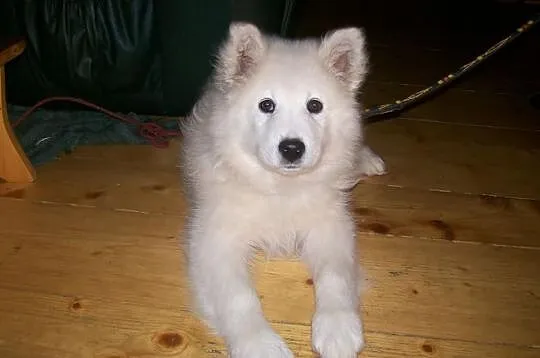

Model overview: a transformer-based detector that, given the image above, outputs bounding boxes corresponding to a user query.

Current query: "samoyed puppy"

[181,22,385,358]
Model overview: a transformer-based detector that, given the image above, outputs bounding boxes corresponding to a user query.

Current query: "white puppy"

[181,22,385,358]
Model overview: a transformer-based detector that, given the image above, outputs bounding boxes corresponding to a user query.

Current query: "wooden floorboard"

[2,146,540,248]
[364,120,540,198]
[0,197,539,356]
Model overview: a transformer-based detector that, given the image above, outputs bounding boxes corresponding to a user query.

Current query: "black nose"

[278,138,305,163]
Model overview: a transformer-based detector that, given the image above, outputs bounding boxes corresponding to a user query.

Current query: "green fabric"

[8,105,180,167]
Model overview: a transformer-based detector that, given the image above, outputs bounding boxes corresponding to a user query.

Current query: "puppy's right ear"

[215,22,266,90]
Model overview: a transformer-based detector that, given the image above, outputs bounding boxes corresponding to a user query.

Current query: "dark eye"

[307,98,323,114]
[259,98,275,114]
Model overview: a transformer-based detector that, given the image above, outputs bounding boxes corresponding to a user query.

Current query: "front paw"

[312,309,364,358]
[230,329,294,358]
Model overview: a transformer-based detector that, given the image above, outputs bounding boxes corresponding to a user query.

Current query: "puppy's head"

[214,23,368,180]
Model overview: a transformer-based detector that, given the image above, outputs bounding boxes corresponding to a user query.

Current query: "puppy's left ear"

[216,22,266,90]
[319,27,368,92]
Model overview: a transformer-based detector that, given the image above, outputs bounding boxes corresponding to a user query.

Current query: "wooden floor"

[1,2,540,357]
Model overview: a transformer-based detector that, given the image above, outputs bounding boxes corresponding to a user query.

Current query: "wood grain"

[1,199,539,352]
[363,120,540,198]
[2,133,539,248]
[3,165,540,249]
[2,291,538,358]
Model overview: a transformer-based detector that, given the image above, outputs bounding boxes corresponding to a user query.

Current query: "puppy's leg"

[302,214,364,358]
[358,145,386,177]
[338,145,386,190]
[188,221,293,358]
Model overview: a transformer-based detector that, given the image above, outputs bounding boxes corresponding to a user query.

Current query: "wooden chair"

[0,37,35,183]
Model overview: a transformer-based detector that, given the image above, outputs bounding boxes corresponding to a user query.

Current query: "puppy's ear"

[319,27,368,92]
[216,22,266,90]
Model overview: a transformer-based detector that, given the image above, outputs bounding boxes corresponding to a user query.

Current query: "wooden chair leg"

[0,66,35,183]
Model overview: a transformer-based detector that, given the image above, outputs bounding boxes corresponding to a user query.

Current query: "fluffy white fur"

[181,22,386,358]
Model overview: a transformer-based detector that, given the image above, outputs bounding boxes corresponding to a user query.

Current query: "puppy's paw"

[359,146,386,177]
[230,329,293,358]
[312,309,364,358]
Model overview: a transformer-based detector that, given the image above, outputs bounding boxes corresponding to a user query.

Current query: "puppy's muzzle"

[279,138,305,164]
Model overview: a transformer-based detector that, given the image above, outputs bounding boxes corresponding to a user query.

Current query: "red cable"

[11,96,182,148]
